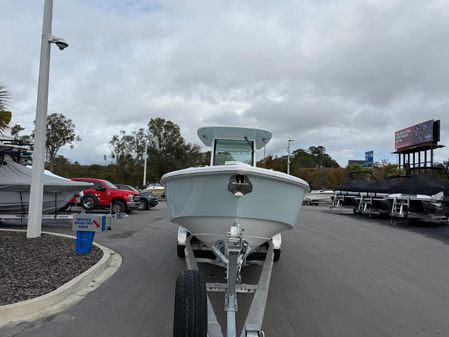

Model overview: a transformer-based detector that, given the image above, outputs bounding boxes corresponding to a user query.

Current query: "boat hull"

[304,190,334,205]
[162,165,309,250]
[0,191,75,214]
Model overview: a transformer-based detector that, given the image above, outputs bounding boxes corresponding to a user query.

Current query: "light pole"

[143,140,148,187]
[263,145,266,167]
[27,0,68,238]
[287,139,294,175]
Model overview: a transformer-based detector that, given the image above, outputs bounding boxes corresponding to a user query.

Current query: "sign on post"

[395,120,435,151]
[365,151,374,167]
[72,214,111,254]
[72,214,110,232]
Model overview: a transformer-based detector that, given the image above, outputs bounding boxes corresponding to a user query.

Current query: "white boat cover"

[0,158,91,193]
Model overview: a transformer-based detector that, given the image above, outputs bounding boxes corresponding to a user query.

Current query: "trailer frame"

[179,225,275,337]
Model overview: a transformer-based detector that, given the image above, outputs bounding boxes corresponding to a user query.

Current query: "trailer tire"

[177,245,186,258]
[173,270,207,337]
[273,249,281,262]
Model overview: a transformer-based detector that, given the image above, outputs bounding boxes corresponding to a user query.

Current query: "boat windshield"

[213,139,253,166]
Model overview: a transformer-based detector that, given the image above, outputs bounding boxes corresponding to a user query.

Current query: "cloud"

[1,0,449,168]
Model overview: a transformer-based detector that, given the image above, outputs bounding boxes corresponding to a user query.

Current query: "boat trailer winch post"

[182,223,275,337]
[225,223,244,337]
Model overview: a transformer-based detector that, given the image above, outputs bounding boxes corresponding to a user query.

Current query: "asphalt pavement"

[1,204,449,337]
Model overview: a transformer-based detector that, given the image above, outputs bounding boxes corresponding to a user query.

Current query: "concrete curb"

[0,229,122,328]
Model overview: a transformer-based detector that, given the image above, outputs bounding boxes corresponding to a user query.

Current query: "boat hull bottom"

[173,215,293,250]
[0,191,73,214]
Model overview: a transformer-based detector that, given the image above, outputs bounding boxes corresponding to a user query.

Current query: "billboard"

[365,151,373,167]
[395,120,435,151]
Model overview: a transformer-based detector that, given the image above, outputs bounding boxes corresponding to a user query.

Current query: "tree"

[308,145,326,156]
[0,111,11,135]
[10,124,32,142]
[372,159,402,179]
[287,146,340,170]
[0,85,7,111]
[442,160,449,171]
[38,113,81,171]
[148,118,185,155]
[110,130,138,166]
[53,154,70,166]
[262,154,287,172]
[256,146,343,189]
[108,118,203,185]
[301,146,339,168]
[148,117,204,181]
[0,84,11,134]
[146,117,202,179]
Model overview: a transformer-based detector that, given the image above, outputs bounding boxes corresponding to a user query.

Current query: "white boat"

[0,137,91,214]
[144,182,164,190]
[304,189,334,205]
[161,126,310,251]
[164,127,310,337]
[386,193,446,220]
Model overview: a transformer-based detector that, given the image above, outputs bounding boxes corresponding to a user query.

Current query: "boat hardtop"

[197,125,272,149]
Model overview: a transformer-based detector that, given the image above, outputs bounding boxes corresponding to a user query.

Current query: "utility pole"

[287,139,294,175]
[143,140,148,187]
[263,145,266,168]
[28,0,68,238]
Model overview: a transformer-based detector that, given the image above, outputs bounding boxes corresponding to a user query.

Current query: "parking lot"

[2,203,449,337]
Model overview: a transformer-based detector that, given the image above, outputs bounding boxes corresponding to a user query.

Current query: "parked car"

[114,184,158,210]
[69,178,140,213]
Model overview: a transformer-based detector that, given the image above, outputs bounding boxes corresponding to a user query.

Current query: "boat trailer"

[0,210,127,226]
[174,223,274,337]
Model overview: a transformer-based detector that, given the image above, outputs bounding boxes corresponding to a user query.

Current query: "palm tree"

[0,84,12,134]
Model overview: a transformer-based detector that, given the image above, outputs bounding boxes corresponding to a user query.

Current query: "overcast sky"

[1,0,449,167]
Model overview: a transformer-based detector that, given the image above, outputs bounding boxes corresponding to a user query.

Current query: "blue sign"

[365,151,374,167]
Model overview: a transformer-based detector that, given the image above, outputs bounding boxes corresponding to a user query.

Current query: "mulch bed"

[0,231,103,306]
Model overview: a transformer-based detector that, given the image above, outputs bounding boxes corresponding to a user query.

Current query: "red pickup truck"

[69,178,140,213]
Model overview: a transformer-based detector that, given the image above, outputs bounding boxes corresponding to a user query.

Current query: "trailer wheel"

[173,270,207,337]
[80,195,98,211]
[177,245,186,258]
[273,249,281,262]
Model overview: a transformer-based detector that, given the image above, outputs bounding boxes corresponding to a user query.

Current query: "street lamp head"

[48,35,69,50]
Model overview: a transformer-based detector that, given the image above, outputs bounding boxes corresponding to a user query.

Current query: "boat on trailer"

[385,173,449,221]
[0,136,91,215]
[331,169,449,222]
[161,126,309,337]
[303,189,334,205]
